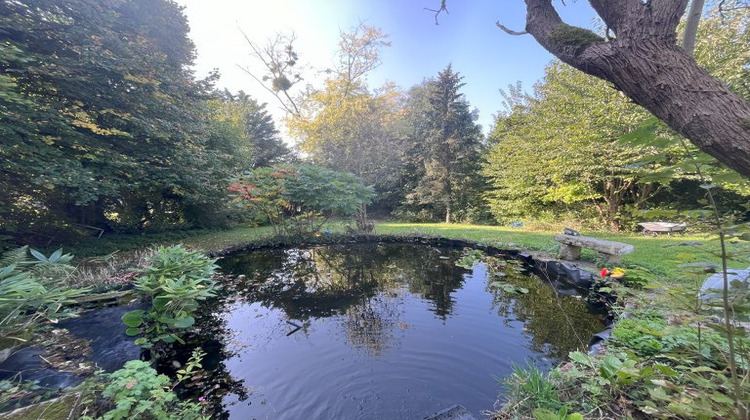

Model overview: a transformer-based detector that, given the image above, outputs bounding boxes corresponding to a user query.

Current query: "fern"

[0,246,30,269]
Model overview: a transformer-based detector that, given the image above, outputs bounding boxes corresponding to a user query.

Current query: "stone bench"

[554,234,634,263]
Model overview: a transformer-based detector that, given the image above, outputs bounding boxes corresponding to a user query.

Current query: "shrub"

[122,245,218,349]
[228,164,374,236]
[610,318,668,356]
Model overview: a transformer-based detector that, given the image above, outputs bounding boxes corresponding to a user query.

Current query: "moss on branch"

[548,24,605,54]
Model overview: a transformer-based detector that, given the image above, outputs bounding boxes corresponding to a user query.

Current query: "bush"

[122,246,218,350]
[228,164,374,236]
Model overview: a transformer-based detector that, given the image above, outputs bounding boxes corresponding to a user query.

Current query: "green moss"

[548,24,604,54]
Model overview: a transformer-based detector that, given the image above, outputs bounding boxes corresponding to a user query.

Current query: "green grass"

[376,223,745,283]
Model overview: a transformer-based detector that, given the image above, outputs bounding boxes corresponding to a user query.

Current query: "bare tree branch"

[424,0,448,25]
[495,21,528,35]
[239,28,302,116]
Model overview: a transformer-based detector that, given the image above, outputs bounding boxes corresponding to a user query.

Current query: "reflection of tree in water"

[217,243,469,353]
[486,263,606,361]
[343,295,402,356]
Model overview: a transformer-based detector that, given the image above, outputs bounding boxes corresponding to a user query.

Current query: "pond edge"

[208,233,615,354]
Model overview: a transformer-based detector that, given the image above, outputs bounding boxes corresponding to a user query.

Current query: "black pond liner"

[210,234,616,354]
[0,304,145,390]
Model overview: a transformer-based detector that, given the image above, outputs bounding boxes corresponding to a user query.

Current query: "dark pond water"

[189,243,605,420]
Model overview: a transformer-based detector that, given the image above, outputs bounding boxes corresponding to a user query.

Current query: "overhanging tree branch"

[518,0,750,177]
[434,0,750,177]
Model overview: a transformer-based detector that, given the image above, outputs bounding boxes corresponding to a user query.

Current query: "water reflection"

[221,244,466,323]
[194,243,605,419]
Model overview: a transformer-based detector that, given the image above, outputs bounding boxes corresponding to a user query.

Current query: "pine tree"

[406,65,484,223]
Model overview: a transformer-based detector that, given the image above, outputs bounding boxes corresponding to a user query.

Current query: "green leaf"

[172,316,195,329]
[152,296,170,311]
[125,327,141,336]
[569,351,593,367]
[49,249,62,263]
[122,310,145,327]
[29,248,46,262]
[532,408,558,420]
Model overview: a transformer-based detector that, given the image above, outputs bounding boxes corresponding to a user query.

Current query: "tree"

[0,0,222,240]
[403,65,484,223]
[288,82,406,208]
[286,24,405,211]
[209,90,292,169]
[228,164,374,235]
[484,63,664,229]
[484,6,750,229]
[437,0,750,178]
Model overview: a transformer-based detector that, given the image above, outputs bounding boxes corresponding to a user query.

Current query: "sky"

[174,0,600,139]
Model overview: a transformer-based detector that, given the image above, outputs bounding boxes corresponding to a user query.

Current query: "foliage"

[610,317,668,356]
[690,3,750,102]
[483,4,750,232]
[0,0,244,243]
[207,90,292,169]
[81,359,208,420]
[0,247,86,344]
[286,24,405,212]
[228,164,374,236]
[399,65,485,223]
[454,249,485,269]
[484,63,665,230]
[122,246,218,349]
[532,407,583,420]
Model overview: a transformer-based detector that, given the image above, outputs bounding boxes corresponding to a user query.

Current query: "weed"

[501,362,564,414]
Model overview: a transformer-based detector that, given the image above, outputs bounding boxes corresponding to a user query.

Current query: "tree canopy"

[0,0,289,243]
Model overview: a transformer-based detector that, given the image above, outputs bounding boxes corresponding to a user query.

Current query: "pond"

[187,242,605,419]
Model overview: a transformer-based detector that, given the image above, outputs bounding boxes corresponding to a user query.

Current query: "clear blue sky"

[175,0,599,137]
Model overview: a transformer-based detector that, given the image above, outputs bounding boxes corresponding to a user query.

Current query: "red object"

[600,268,610,278]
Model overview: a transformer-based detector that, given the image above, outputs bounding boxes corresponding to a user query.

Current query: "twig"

[424,0,448,25]
[495,21,528,35]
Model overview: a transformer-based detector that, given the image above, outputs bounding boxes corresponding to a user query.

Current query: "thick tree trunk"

[582,40,750,178]
[523,0,750,178]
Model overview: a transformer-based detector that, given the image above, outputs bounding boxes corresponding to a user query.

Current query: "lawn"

[376,223,743,283]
